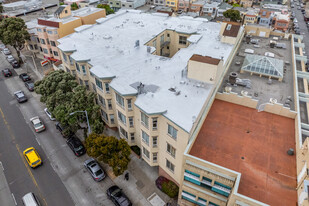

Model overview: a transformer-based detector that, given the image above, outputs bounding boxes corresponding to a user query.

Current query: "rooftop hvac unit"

[229,72,238,85]
[269,98,277,104]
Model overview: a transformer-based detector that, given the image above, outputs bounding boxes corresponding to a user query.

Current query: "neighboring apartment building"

[108,0,122,11]
[243,10,258,24]
[25,5,106,61]
[273,12,289,31]
[190,0,205,15]
[165,0,178,10]
[57,10,242,186]
[120,0,146,9]
[216,3,232,17]
[178,0,190,12]
[258,9,272,26]
[240,0,253,8]
[203,2,219,18]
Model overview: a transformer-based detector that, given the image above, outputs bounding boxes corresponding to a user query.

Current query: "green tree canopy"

[71,2,79,10]
[223,9,241,22]
[0,17,30,62]
[97,4,114,15]
[35,70,104,134]
[85,134,131,176]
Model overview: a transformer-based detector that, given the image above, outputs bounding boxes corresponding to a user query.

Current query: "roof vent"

[226,24,232,31]
[175,91,181,96]
[229,72,238,84]
[269,98,277,104]
[169,87,176,92]
[287,148,294,156]
[135,40,140,48]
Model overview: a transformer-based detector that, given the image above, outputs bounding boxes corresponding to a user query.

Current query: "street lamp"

[69,110,91,135]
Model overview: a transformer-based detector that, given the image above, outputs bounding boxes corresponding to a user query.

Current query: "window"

[40,38,45,44]
[95,78,103,90]
[54,30,58,34]
[166,159,174,172]
[62,52,67,62]
[84,80,89,90]
[110,114,115,124]
[127,99,132,110]
[53,51,59,56]
[107,99,112,110]
[37,28,42,32]
[47,39,50,45]
[50,41,56,47]
[81,65,86,74]
[167,143,176,158]
[34,45,38,50]
[160,35,164,44]
[143,147,150,159]
[167,33,170,37]
[29,44,34,50]
[116,93,124,107]
[152,118,158,130]
[122,4,125,6]
[117,111,126,125]
[101,109,108,121]
[43,48,48,54]
[119,126,128,139]
[49,48,52,54]
[65,10,68,13]
[171,2,175,5]
[168,124,177,139]
[36,37,40,43]
[116,2,119,5]
[47,30,53,34]
[142,130,149,145]
[129,5,132,7]
[105,83,110,93]
[130,133,135,141]
[92,83,96,92]
[79,78,83,85]
[69,56,73,65]
[179,36,187,45]
[152,136,157,147]
[98,95,106,108]
[141,112,149,128]
[75,63,80,72]
[129,117,134,127]
[153,153,158,163]
[39,47,43,52]
[153,40,156,47]
[110,2,113,4]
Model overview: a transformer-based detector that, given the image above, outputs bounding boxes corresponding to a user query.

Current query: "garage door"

[259,31,266,37]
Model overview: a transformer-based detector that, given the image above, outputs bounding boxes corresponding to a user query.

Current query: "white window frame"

[143,147,150,159]
[152,136,158,148]
[152,118,158,130]
[129,116,134,128]
[168,124,177,140]
[141,112,149,129]
[167,142,176,158]
[117,110,126,125]
[116,93,124,108]
[142,130,149,145]
[166,159,175,173]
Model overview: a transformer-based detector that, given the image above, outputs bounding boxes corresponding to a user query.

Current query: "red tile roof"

[189,54,221,65]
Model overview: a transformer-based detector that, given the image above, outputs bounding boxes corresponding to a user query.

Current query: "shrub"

[162,181,179,198]
[130,145,141,156]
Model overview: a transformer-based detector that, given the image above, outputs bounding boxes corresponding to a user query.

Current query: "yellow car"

[23,147,42,168]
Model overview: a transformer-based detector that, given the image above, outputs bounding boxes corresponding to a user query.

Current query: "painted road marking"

[0,107,48,206]
[11,193,17,205]
[36,138,41,146]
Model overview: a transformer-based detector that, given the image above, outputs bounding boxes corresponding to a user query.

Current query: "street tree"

[223,9,242,22]
[0,17,30,62]
[97,4,114,15]
[35,70,104,135]
[85,134,131,176]
[71,2,79,10]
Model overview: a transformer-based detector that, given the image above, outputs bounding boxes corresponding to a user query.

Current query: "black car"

[19,73,31,82]
[107,186,132,206]
[25,81,35,92]
[55,122,73,138]
[2,68,12,77]
[11,60,20,68]
[14,91,27,103]
[66,136,86,156]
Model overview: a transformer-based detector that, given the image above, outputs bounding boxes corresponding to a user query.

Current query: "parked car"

[291,4,294,8]
[66,136,86,156]
[2,68,12,77]
[107,186,132,206]
[55,122,73,138]
[84,158,106,181]
[10,60,20,68]
[44,108,56,121]
[30,116,45,133]
[14,90,27,103]
[23,147,42,168]
[25,81,35,92]
[0,44,6,50]
[7,55,15,62]
[19,73,31,82]
[3,48,11,55]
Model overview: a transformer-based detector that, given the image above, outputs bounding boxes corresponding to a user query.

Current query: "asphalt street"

[0,50,117,206]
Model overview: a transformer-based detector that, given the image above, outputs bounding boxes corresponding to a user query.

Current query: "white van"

[22,193,41,206]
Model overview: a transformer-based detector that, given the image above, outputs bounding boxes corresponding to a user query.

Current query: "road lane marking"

[0,161,3,171]
[11,193,17,205]
[36,138,41,146]
[0,107,48,206]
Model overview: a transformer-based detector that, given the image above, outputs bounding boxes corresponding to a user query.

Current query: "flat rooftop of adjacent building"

[219,36,295,110]
[189,99,297,205]
[57,10,235,132]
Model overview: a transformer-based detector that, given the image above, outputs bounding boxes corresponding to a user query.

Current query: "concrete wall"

[220,36,237,44]
[216,92,258,108]
[58,18,82,38]
[77,9,106,25]
[245,25,271,38]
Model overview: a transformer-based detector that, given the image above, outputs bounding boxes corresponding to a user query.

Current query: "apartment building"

[25,5,106,61]
[57,10,242,185]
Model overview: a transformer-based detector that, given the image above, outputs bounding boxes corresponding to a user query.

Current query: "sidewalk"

[21,50,178,206]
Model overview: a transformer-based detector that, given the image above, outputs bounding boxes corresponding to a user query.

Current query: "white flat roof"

[57,10,234,132]
[72,7,103,17]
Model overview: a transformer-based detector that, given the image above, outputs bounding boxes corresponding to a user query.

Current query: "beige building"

[26,5,106,62]
[57,10,243,185]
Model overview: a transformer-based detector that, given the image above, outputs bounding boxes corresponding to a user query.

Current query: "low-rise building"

[243,9,258,24]
[273,12,289,31]
[258,9,273,26]
[178,0,190,12]
[216,2,232,17]
[203,2,219,18]
[120,0,146,9]
[240,0,253,8]
[108,0,122,11]
[190,0,205,15]
[25,5,106,61]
